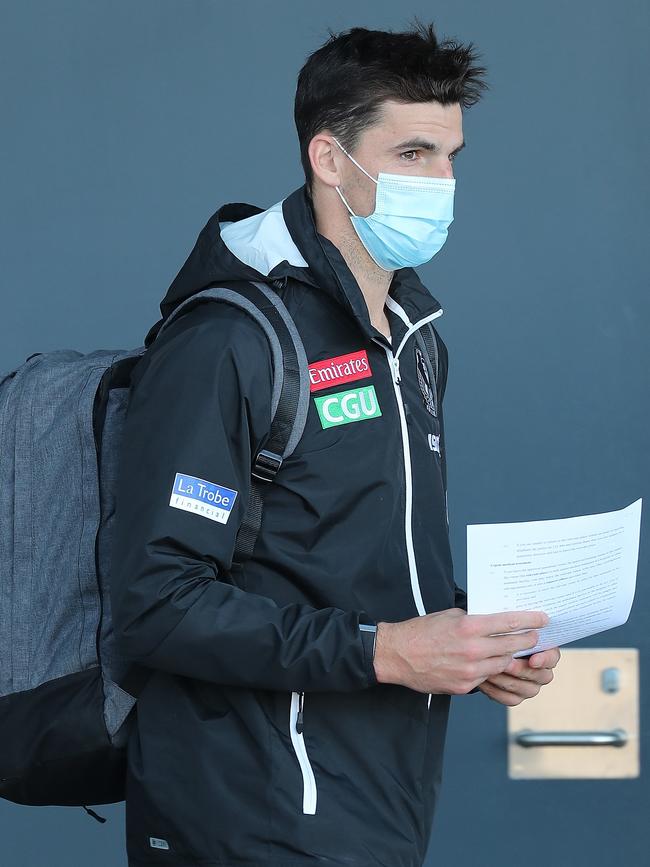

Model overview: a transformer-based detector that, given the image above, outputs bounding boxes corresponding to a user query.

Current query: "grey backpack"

[0,279,309,821]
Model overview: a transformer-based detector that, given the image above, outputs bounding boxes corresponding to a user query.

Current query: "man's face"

[333,99,464,219]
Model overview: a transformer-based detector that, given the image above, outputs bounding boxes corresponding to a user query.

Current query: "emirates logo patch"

[308,349,372,392]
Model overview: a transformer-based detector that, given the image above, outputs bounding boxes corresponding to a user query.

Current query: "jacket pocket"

[289,690,317,814]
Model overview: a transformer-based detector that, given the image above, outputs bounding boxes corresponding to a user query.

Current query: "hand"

[478,647,561,706]
[373,608,549,695]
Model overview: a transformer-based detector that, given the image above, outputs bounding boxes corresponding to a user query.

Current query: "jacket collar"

[280,185,443,343]
[147,182,442,347]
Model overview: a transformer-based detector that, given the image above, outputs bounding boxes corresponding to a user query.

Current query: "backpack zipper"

[289,690,317,814]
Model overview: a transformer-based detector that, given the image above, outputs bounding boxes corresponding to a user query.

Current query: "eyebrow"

[391,138,466,155]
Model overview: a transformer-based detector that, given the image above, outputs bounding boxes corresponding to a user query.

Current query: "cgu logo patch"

[314,385,382,429]
[308,349,372,392]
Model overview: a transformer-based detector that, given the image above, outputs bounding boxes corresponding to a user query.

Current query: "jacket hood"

[145,182,443,347]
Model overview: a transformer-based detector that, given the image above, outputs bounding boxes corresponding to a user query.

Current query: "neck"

[311,186,393,340]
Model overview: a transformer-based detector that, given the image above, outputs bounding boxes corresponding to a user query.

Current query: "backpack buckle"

[252,449,283,482]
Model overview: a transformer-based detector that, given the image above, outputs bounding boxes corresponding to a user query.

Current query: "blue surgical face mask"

[332,135,456,272]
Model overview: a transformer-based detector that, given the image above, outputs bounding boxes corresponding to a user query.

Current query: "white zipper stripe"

[289,691,317,814]
[385,296,444,361]
[385,294,411,325]
[385,350,432,711]
[394,309,443,361]
[375,301,445,713]
[381,343,426,616]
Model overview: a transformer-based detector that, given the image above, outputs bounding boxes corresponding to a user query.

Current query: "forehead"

[364,99,463,148]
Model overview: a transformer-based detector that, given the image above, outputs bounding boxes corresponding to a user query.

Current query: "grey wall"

[2,2,648,865]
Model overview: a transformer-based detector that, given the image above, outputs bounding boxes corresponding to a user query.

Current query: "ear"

[308,133,342,190]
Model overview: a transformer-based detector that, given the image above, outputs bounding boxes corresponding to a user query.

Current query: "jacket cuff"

[357,619,378,687]
[454,583,468,612]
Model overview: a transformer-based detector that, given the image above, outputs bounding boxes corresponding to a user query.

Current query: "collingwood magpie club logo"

[414,346,437,417]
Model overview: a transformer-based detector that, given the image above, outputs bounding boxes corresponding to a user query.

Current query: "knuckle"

[462,640,481,661]
[512,632,537,652]
[460,662,478,682]
[488,659,507,678]
[506,637,521,654]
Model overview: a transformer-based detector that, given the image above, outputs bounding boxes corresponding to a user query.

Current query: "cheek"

[361,179,379,216]
[340,174,375,218]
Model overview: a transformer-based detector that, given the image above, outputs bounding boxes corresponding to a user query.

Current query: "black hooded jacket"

[110,182,467,867]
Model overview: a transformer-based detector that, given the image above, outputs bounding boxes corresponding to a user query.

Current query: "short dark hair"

[294,19,488,195]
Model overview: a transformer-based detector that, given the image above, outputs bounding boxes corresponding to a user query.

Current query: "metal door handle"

[514,728,628,747]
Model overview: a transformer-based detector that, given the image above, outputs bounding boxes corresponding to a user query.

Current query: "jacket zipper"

[289,690,317,814]
[372,305,443,712]
[372,307,443,616]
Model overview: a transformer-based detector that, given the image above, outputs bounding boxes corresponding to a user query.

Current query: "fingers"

[528,647,561,669]
[459,645,557,696]
[504,657,551,679]
[475,653,519,680]
[464,636,550,682]
[483,629,542,658]
[489,672,545,697]
[467,611,549,635]
[465,610,549,637]
[502,661,554,686]
[479,659,556,705]
[479,677,537,706]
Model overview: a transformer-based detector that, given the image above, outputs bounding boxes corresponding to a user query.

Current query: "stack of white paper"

[467,499,642,656]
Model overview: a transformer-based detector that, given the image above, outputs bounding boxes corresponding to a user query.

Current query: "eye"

[400,150,419,161]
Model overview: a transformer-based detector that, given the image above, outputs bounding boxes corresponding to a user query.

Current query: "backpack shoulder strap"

[153,279,309,563]
[231,280,309,564]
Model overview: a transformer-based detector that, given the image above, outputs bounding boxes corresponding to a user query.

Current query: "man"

[111,20,560,867]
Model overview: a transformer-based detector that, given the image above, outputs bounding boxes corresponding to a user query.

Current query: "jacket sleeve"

[110,302,378,692]
[434,327,468,613]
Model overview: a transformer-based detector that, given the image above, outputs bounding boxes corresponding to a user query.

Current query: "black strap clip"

[252,449,283,482]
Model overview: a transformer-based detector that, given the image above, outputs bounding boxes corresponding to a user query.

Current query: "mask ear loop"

[331,136,379,219]
[334,185,357,217]
[332,136,379,185]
